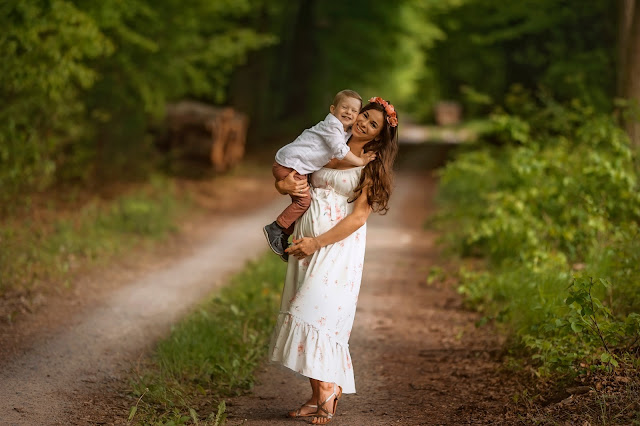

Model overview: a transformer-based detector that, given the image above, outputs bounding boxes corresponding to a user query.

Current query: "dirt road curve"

[225,170,518,425]
[1,145,519,425]
[0,196,288,425]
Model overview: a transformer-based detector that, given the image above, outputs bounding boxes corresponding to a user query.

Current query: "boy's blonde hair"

[332,89,362,108]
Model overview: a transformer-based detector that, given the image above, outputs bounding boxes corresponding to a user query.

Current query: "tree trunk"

[619,0,640,148]
[283,0,317,122]
[618,0,634,96]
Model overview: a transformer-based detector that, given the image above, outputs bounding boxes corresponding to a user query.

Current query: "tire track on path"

[0,195,289,425]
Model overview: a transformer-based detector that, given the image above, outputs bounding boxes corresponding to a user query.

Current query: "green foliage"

[129,253,286,423]
[436,91,640,374]
[312,0,445,113]
[0,0,111,201]
[234,0,454,138]
[1,0,276,203]
[0,176,182,298]
[424,0,616,119]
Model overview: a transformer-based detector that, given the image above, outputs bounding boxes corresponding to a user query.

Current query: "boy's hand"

[360,151,376,164]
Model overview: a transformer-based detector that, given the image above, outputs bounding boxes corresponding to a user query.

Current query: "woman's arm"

[287,188,372,259]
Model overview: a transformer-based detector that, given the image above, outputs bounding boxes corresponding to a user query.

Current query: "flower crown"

[369,97,398,127]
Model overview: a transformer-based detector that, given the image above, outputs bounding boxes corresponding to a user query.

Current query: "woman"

[269,97,399,424]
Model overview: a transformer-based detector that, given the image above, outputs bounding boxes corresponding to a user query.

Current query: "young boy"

[263,89,375,261]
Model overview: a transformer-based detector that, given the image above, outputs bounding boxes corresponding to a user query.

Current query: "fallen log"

[163,100,248,172]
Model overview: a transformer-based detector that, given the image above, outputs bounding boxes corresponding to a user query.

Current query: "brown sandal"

[311,384,342,424]
[287,403,317,418]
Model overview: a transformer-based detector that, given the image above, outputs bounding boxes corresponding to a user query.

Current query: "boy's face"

[330,97,361,129]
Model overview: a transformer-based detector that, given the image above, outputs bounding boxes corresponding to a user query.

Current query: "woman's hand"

[286,237,321,259]
[276,170,309,196]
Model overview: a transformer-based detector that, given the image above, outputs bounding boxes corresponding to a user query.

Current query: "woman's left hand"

[286,237,321,259]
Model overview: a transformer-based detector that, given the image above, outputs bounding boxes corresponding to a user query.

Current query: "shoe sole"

[263,226,285,257]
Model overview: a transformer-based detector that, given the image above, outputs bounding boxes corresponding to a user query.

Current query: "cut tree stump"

[164,100,248,172]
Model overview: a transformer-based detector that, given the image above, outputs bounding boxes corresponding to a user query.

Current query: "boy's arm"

[322,125,351,160]
[323,125,376,166]
[342,150,376,167]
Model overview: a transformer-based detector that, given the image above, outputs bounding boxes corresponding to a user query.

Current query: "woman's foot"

[311,383,342,424]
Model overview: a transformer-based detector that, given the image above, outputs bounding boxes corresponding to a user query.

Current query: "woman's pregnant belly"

[295,188,352,239]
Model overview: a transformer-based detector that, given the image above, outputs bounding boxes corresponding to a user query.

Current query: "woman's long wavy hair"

[349,101,399,214]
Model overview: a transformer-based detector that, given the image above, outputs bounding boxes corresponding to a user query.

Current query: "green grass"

[128,253,286,425]
[0,175,185,305]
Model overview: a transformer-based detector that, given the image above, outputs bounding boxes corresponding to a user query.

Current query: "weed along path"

[225,168,520,425]
[0,189,288,425]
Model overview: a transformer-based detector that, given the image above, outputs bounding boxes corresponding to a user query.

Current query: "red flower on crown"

[369,97,398,127]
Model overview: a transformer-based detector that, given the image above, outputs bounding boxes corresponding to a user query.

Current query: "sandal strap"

[315,384,337,418]
[319,392,336,408]
[295,404,318,414]
[289,404,318,417]
[315,404,334,417]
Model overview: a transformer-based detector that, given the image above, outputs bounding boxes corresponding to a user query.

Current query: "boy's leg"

[272,163,310,231]
[265,163,307,259]
[283,188,311,235]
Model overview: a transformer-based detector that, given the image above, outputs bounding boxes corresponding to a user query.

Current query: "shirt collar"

[325,113,346,132]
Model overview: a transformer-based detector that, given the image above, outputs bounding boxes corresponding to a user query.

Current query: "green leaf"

[128,406,137,422]
[189,408,199,424]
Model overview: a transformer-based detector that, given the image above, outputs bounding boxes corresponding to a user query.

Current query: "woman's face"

[351,109,384,142]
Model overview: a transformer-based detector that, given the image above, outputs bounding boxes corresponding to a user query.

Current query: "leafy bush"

[0,1,111,202]
[436,91,640,373]
[0,0,276,206]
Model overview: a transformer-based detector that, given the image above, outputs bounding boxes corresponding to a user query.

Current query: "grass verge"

[0,175,186,318]
[128,253,286,425]
[433,94,640,424]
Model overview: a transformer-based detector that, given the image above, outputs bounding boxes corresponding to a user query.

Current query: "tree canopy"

[0,0,630,205]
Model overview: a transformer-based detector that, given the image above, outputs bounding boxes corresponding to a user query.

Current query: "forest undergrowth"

[0,174,186,323]
[434,88,640,424]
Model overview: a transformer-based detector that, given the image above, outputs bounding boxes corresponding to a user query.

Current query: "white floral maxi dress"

[269,166,366,394]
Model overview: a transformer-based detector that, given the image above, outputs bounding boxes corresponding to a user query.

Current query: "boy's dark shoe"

[263,221,285,256]
[279,234,290,262]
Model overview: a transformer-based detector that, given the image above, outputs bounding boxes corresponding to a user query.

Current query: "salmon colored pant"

[272,162,311,235]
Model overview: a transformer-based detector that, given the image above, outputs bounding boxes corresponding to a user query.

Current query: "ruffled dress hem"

[269,312,356,394]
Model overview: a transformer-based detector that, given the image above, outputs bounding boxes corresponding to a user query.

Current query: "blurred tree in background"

[423,0,617,116]
[229,0,446,143]
[1,0,636,209]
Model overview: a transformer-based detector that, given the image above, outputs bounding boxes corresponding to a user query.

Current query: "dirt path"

[0,143,521,425]
[0,183,289,425]
[225,169,520,425]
